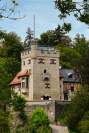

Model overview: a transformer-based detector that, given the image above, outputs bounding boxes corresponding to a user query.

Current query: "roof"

[10,70,29,85]
[60,69,80,83]
[17,69,29,78]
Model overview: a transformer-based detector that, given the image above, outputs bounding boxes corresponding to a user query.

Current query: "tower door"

[41,96,51,100]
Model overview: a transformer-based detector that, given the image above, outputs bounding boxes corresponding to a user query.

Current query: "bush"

[37,125,52,133]
[66,86,89,131]
[12,95,26,112]
[0,109,10,133]
[30,108,51,133]
[16,124,31,133]
[78,111,89,133]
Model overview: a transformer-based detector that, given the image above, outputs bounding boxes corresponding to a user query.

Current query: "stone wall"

[25,100,70,122]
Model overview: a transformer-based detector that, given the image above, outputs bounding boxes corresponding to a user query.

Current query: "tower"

[11,39,61,101]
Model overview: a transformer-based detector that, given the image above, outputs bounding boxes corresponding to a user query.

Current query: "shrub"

[78,111,89,133]
[12,95,26,112]
[66,86,89,131]
[0,109,10,133]
[30,108,51,133]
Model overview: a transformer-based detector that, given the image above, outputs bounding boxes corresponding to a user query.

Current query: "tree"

[0,31,23,60]
[55,0,89,25]
[60,47,80,69]
[74,34,89,85]
[24,27,33,49]
[38,28,71,47]
[0,0,19,20]
[78,111,89,133]
[66,86,89,132]
[0,109,10,133]
[38,30,57,46]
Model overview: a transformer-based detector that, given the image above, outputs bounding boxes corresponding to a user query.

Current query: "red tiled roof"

[10,73,21,85]
[18,69,29,78]
[10,70,29,85]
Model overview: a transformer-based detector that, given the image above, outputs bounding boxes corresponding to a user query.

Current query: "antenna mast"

[33,15,35,39]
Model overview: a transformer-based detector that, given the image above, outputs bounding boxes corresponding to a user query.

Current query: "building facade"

[10,40,63,101]
[60,69,80,101]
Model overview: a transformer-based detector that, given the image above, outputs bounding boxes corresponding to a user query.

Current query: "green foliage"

[36,125,52,133]
[0,109,10,133]
[38,30,57,46]
[12,94,27,125]
[0,31,23,60]
[78,111,89,133]
[38,28,71,47]
[66,86,89,132]
[16,124,31,133]
[55,0,76,18]
[60,47,80,68]
[30,108,51,133]
[0,0,18,20]
[74,34,89,84]
[5,58,20,78]
[55,0,89,25]
[12,95,26,112]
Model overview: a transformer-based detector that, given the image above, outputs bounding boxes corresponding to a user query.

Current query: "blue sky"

[0,0,89,40]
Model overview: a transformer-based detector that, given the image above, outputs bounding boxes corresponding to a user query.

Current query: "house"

[60,69,81,101]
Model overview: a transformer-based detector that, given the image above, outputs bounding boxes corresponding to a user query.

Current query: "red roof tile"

[10,70,30,85]
[18,69,29,78]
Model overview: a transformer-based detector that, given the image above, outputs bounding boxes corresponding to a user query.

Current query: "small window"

[50,59,56,64]
[71,86,74,92]
[23,61,25,65]
[28,59,31,64]
[22,82,25,88]
[38,58,45,64]
[26,77,29,88]
[44,77,49,81]
[45,83,50,88]
[68,73,73,78]
[64,91,68,100]
[44,69,46,73]
[41,96,51,100]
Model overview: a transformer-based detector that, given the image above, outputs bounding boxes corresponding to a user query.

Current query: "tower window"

[23,61,25,65]
[41,96,51,100]
[50,59,56,64]
[44,77,49,81]
[28,59,31,64]
[44,69,46,73]
[45,83,50,88]
[38,58,45,64]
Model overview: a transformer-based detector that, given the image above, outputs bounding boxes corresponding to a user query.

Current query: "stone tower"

[10,40,61,101]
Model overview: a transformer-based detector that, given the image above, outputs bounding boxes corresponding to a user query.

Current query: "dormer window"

[50,59,56,64]
[38,58,45,64]
[68,73,73,78]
